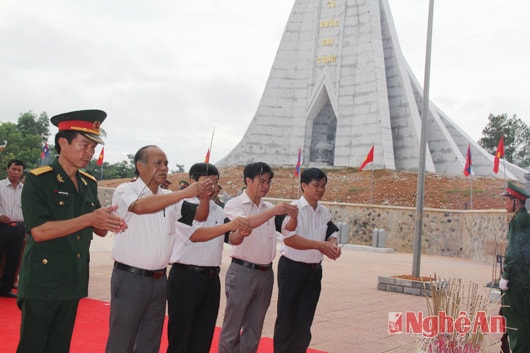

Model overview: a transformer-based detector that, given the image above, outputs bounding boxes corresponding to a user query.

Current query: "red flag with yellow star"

[96,147,104,166]
[493,136,504,174]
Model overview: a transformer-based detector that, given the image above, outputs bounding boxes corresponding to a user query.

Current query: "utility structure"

[218,0,525,180]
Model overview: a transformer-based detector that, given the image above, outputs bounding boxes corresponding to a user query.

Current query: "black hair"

[54,130,79,154]
[243,162,273,185]
[300,168,327,186]
[133,145,158,176]
[7,159,25,169]
[189,163,219,181]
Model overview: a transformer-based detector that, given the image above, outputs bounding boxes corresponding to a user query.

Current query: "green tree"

[478,113,530,169]
[18,111,50,139]
[0,111,52,178]
[84,154,136,180]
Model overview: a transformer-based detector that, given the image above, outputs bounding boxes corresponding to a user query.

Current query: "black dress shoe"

[0,291,17,298]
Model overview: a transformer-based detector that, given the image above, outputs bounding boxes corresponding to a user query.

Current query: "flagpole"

[208,126,215,158]
[100,164,104,181]
[412,0,435,278]
[502,158,507,187]
[470,173,473,209]
[293,147,302,199]
[370,162,374,204]
[205,126,215,177]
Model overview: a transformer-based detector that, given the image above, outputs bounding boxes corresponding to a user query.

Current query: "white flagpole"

[370,162,374,204]
[470,172,473,209]
[412,0,435,277]
[502,157,507,187]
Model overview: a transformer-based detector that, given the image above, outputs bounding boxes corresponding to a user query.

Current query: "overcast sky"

[1,1,528,170]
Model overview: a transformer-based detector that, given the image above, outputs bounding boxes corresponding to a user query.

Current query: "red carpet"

[0,297,326,353]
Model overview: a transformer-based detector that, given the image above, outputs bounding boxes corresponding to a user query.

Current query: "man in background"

[499,181,530,353]
[0,159,26,298]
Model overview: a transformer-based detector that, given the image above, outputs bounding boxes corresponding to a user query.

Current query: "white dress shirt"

[111,179,176,270]
[224,191,277,265]
[280,196,338,264]
[169,197,225,267]
[0,178,24,221]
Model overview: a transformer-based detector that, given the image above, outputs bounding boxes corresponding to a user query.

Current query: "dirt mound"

[99,167,511,210]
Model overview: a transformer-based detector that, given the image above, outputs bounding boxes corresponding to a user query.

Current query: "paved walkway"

[89,235,504,353]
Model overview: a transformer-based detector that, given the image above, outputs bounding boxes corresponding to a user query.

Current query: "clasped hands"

[94,205,128,233]
[230,217,252,237]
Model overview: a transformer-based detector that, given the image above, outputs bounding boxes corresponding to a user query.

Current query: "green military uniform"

[17,160,101,353]
[501,182,530,353]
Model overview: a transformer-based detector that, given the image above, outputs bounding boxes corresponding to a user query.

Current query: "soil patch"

[99,167,510,210]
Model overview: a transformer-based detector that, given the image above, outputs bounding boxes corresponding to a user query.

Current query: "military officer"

[499,181,530,353]
[16,109,127,353]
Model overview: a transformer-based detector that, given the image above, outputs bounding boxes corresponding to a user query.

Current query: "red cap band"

[506,187,528,201]
[58,120,101,135]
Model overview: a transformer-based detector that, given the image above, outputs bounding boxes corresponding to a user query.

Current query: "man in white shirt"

[274,167,341,353]
[0,159,25,298]
[105,145,210,353]
[167,162,251,353]
[218,162,298,353]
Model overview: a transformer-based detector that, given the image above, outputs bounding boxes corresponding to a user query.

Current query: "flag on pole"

[294,148,302,177]
[359,145,374,171]
[204,148,210,163]
[40,142,49,159]
[463,144,472,176]
[96,147,105,166]
[493,136,504,174]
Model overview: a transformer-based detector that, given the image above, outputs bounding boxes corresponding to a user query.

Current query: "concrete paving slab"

[88,235,504,353]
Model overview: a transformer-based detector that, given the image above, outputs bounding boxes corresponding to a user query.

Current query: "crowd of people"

[3,109,343,353]
[1,108,529,353]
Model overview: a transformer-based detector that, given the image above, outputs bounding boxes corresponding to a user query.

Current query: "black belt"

[232,258,272,272]
[0,221,24,227]
[171,263,220,276]
[114,262,166,279]
[283,256,322,269]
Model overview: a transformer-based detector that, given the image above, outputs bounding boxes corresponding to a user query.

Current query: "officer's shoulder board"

[30,165,53,176]
[79,170,97,183]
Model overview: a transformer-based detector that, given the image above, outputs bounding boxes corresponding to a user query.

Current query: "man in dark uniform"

[16,109,127,353]
[499,181,530,353]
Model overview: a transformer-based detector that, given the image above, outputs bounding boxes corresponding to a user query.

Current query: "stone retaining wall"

[98,188,510,264]
[317,201,510,263]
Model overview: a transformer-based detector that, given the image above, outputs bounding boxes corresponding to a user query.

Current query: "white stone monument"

[218,0,526,180]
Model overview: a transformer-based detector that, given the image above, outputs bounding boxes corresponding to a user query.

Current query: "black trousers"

[166,264,220,353]
[0,222,25,292]
[274,256,322,353]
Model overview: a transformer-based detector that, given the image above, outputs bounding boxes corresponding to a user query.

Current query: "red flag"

[96,147,104,166]
[493,136,504,174]
[204,148,210,163]
[463,144,472,176]
[359,145,374,171]
[294,148,302,177]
